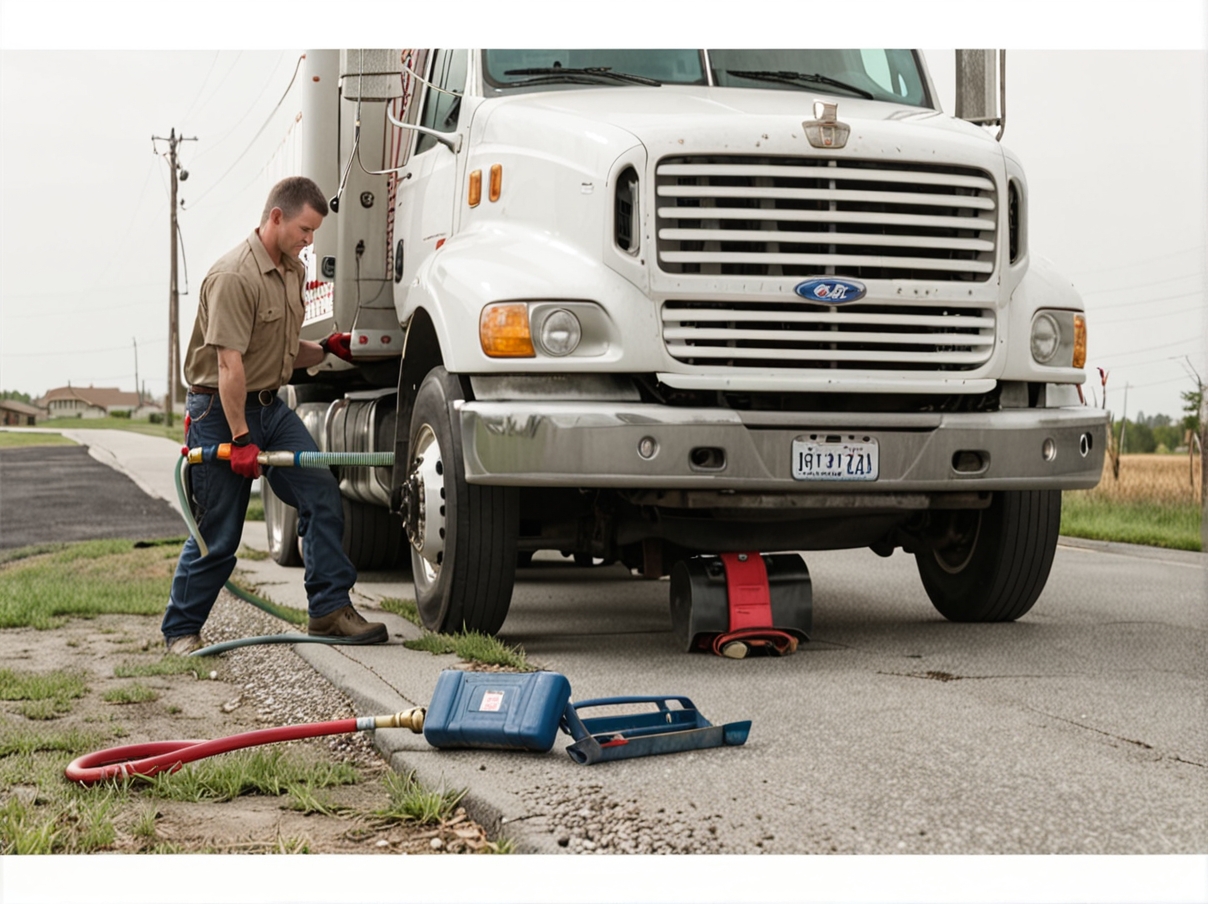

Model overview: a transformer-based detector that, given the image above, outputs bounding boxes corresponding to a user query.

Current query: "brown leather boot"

[308,604,388,644]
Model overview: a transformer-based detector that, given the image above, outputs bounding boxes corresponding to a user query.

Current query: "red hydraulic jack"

[669,552,812,658]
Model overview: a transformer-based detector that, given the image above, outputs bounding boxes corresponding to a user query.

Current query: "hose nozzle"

[369,708,426,733]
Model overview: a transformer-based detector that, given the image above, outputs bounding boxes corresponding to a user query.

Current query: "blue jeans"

[162,391,358,641]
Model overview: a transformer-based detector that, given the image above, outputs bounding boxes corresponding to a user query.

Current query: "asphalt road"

[5,429,1206,861]
[0,443,186,550]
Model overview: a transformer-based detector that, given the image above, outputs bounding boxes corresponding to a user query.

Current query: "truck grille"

[655,156,997,281]
[662,300,996,371]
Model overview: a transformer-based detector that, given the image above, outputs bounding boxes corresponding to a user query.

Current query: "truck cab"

[279,48,1106,635]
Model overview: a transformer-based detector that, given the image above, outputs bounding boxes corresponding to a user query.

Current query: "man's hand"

[229,439,262,479]
[319,332,354,362]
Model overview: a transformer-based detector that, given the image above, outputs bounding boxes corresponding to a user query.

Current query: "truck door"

[393,49,468,312]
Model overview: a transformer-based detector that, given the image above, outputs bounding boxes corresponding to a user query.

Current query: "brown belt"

[189,386,278,406]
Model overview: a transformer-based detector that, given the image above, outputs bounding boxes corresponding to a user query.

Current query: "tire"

[915,490,1061,622]
[342,498,404,571]
[261,476,303,567]
[403,367,518,634]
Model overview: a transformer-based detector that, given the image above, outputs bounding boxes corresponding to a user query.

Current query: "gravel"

[198,588,382,769]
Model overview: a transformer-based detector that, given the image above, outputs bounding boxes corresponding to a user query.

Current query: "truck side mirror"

[955,49,1005,140]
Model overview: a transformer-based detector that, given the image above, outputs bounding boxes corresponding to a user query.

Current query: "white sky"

[1,1,1205,426]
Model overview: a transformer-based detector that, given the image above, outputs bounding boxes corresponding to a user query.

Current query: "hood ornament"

[803,100,849,149]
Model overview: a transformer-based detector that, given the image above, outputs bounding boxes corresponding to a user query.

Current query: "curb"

[1058,535,1206,566]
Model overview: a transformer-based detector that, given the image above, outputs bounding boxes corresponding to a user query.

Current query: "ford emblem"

[793,278,867,304]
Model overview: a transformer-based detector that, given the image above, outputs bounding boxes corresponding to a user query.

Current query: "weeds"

[142,749,358,803]
[373,771,465,826]
[404,630,533,671]
[286,783,352,817]
[238,544,269,561]
[115,656,206,680]
[380,598,422,626]
[102,684,159,705]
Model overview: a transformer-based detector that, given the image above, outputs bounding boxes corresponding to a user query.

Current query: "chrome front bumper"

[459,402,1108,493]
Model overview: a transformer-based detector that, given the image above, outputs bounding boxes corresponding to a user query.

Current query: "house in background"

[39,385,156,419]
[0,398,44,425]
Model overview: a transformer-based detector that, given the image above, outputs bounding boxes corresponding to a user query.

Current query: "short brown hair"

[261,176,329,225]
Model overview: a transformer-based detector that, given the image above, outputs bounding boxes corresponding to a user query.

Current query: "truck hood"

[475,84,1003,172]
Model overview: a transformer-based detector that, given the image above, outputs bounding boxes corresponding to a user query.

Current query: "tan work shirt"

[183,230,305,392]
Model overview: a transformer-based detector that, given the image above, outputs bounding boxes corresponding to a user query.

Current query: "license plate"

[791,434,879,481]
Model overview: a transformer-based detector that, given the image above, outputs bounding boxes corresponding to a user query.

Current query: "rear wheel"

[261,476,302,567]
[403,367,518,634]
[915,490,1061,622]
[342,498,404,571]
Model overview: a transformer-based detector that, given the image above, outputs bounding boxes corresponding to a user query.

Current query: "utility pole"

[133,337,140,407]
[1119,382,1130,455]
[152,128,196,428]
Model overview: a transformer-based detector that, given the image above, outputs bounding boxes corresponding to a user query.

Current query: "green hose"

[173,456,371,657]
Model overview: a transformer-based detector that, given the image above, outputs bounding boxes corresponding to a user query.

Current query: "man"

[162,176,386,655]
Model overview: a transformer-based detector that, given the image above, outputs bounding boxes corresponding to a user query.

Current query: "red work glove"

[320,332,353,362]
[229,440,262,479]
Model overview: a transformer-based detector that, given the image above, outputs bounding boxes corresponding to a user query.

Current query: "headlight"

[537,309,582,357]
[1030,312,1061,364]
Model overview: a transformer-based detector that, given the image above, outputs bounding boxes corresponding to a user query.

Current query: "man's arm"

[294,339,325,369]
[216,347,250,438]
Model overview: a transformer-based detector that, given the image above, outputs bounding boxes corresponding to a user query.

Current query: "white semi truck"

[263,48,1107,635]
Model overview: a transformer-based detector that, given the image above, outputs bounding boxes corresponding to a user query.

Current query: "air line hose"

[172,449,394,657]
[65,708,426,784]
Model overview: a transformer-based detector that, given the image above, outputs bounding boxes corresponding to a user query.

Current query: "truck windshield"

[482,50,930,108]
[483,50,706,89]
[709,49,930,107]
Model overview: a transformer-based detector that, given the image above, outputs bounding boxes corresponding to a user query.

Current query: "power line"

[1066,244,1206,277]
[2,338,166,358]
[177,51,220,126]
[1079,271,1206,297]
[1094,336,1203,362]
[184,53,304,210]
[1095,301,1206,326]
[1087,288,1207,311]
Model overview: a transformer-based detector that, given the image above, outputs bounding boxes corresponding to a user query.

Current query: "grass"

[403,630,533,671]
[380,598,422,625]
[141,749,358,803]
[0,668,88,718]
[373,771,465,826]
[238,543,269,561]
[35,416,185,444]
[383,599,533,671]
[0,431,77,448]
[0,733,360,854]
[0,539,178,629]
[246,497,265,522]
[1062,453,1203,552]
[114,656,207,680]
[102,684,159,705]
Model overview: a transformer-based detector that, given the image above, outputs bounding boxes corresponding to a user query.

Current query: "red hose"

[65,717,360,784]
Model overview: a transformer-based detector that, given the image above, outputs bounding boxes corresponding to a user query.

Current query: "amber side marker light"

[489,164,503,202]
[480,303,535,357]
[468,170,482,207]
[1073,313,1087,368]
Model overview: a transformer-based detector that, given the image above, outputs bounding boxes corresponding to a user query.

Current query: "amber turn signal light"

[489,164,502,202]
[1073,313,1087,368]
[468,169,482,207]
[480,303,535,357]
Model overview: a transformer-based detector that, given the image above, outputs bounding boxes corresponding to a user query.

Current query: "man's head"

[258,177,329,264]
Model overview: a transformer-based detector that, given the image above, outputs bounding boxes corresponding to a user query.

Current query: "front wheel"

[915,490,1061,622]
[402,368,518,634]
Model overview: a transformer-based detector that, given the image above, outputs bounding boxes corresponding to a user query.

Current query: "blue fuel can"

[422,670,572,752]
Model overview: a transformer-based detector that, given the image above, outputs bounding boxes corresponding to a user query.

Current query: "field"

[1061,453,1204,551]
